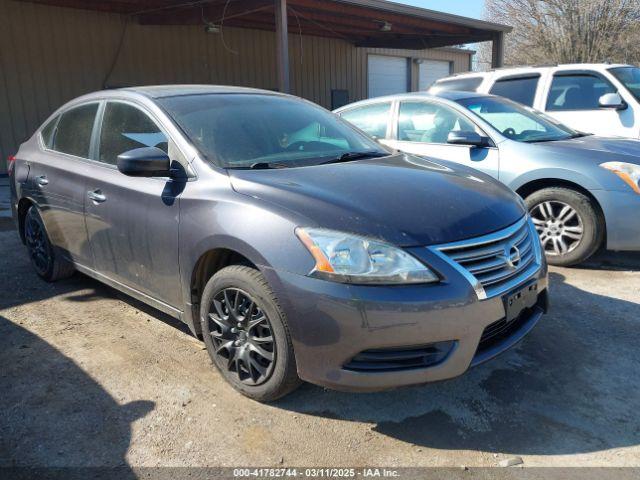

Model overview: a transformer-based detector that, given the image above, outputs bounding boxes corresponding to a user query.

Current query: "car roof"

[62,85,289,106]
[334,90,489,111]
[41,85,298,125]
[120,84,286,99]
[427,90,483,101]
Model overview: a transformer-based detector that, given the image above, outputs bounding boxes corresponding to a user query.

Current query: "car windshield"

[158,94,387,168]
[609,66,640,102]
[456,96,580,143]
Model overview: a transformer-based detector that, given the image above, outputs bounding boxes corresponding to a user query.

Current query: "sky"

[394,0,486,21]
[395,0,488,68]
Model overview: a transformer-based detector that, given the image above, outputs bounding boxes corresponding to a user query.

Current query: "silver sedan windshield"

[457,96,579,143]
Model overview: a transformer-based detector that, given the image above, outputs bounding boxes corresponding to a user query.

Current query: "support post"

[275,0,290,93]
[491,31,504,69]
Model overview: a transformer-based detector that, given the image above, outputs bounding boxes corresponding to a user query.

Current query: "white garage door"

[418,60,452,90]
[368,55,408,98]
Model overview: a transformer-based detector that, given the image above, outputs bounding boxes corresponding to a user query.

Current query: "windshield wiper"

[524,138,561,143]
[570,132,591,139]
[319,150,388,165]
[525,132,591,143]
[249,162,289,169]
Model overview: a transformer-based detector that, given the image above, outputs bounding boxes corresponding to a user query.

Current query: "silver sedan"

[336,91,640,266]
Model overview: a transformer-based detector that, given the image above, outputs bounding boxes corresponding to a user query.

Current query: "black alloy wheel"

[25,208,53,277]
[23,206,75,282]
[207,288,276,385]
[200,265,301,401]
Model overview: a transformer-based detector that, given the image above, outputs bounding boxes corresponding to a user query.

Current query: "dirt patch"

[1,229,639,468]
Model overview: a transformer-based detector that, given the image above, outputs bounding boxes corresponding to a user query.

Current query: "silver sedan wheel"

[531,201,584,256]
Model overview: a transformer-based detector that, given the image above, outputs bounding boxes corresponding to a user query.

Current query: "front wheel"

[525,187,604,266]
[200,265,301,402]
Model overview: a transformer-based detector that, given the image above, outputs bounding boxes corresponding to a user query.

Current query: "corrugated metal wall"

[0,0,472,173]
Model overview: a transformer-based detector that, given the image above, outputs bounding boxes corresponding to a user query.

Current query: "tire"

[525,187,604,266]
[24,206,75,282]
[200,265,301,402]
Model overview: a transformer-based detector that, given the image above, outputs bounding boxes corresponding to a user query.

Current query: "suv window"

[398,101,479,143]
[489,76,539,107]
[546,73,616,111]
[609,66,640,102]
[52,104,99,158]
[339,102,391,138]
[431,77,483,93]
[99,102,168,165]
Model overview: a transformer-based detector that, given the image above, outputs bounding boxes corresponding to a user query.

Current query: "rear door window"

[52,104,99,158]
[40,116,58,149]
[546,73,616,111]
[98,102,168,165]
[339,102,392,138]
[489,76,539,107]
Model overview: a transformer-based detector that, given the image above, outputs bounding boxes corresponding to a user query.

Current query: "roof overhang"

[19,0,511,49]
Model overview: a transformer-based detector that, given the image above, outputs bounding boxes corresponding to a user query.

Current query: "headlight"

[600,161,640,194]
[295,228,439,285]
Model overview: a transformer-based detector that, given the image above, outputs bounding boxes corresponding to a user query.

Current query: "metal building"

[0,0,511,173]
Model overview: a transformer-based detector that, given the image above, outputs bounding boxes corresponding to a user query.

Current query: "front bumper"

[263,252,548,392]
[593,189,640,251]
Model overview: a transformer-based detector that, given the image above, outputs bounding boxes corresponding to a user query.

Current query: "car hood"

[533,135,640,164]
[228,154,525,247]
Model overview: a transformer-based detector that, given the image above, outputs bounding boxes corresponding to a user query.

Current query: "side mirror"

[599,92,627,110]
[117,147,171,177]
[447,130,490,147]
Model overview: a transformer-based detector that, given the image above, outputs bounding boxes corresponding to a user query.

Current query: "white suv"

[430,64,640,139]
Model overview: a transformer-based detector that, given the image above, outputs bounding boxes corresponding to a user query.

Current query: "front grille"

[343,341,455,373]
[431,216,541,299]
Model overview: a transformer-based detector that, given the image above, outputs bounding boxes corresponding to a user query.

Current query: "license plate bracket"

[504,282,539,323]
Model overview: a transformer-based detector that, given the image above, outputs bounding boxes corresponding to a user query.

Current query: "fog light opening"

[343,340,456,373]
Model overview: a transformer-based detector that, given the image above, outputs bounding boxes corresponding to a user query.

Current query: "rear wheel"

[24,206,75,281]
[200,265,301,402]
[525,187,604,266]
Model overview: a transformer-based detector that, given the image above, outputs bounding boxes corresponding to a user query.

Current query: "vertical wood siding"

[0,0,473,173]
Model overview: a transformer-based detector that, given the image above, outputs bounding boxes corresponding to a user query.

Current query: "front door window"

[98,102,168,165]
[398,101,480,144]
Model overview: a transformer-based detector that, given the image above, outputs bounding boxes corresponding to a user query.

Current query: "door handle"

[87,190,107,203]
[35,175,49,186]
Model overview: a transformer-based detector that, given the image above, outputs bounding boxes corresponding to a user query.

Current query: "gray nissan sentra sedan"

[9,86,548,401]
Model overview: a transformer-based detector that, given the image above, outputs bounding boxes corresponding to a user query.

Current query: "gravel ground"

[1,186,639,469]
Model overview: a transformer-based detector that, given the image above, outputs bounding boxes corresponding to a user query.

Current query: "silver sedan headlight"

[600,161,640,194]
[296,228,439,285]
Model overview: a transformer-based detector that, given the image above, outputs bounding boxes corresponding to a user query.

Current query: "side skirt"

[73,263,184,321]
